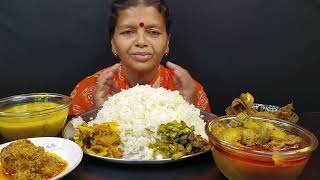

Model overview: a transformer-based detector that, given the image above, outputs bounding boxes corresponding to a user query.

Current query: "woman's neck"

[121,65,159,87]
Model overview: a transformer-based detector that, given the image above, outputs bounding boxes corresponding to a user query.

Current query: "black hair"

[108,0,171,37]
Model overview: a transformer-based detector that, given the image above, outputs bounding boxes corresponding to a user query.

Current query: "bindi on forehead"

[139,22,145,28]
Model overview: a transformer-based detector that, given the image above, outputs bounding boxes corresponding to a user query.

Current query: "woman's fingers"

[166,61,190,87]
[109,63,121,74]
[166,61,182,73]
[93,64,120,107]
[110,80,120,95]
[96,72,112,90]
[166,61,196,104]
[97,63,120,88]
[166,61,181,85]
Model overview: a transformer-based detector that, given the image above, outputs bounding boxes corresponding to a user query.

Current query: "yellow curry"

[0,102,68,140]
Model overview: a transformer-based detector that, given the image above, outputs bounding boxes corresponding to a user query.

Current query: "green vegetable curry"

[149,120,210,160]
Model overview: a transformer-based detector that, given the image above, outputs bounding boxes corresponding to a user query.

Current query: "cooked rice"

[71,85,206,160]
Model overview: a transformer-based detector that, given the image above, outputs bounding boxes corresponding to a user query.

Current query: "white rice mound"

[74,85,207,160]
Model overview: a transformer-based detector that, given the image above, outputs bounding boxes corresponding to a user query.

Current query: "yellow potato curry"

[74,122,123,158]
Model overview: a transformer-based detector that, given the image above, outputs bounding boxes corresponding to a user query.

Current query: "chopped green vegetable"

[150,120,209,160]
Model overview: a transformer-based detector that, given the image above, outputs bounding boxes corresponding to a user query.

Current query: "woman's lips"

[131,52,152,62]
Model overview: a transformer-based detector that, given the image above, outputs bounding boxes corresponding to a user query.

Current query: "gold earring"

[165,53,168,57]
[114,53,117,57]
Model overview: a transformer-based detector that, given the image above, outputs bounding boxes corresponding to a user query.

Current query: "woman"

[69,0,211,116]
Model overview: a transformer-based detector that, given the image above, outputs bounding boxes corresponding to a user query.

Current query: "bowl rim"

[0,93,71,117]
[205,115,318,158]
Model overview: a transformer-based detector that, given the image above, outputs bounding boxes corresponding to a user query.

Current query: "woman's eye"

[148,30,161,37]
[121,30,135,35]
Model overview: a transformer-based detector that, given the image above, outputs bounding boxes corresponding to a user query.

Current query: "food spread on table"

[0,87,317,179]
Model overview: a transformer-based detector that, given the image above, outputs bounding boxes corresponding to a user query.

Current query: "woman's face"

[111,5,169,73]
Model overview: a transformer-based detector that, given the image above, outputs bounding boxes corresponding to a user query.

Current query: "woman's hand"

[166,61,197,104]
[93,63,121,107]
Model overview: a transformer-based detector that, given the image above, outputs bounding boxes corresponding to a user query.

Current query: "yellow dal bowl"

[0,93,71,140]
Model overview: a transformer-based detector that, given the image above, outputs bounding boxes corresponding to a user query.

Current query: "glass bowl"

[0,93,71,140]
[205,115,318,180]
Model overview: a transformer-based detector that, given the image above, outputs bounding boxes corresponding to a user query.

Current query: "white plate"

[62,108,216,164]
[0,137,83,180]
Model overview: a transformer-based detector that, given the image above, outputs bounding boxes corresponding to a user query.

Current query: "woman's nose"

[135,31,148,48]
